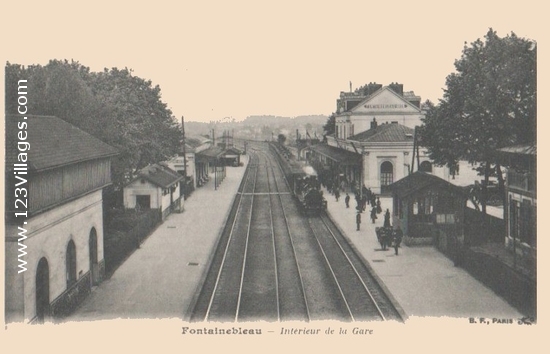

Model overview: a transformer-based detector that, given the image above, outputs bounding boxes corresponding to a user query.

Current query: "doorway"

[136,195,151,209]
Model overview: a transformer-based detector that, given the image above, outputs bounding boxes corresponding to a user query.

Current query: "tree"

[5,60,182,190]
[419,29,536,213]
[323,113,336,137]
[87,67,181,187]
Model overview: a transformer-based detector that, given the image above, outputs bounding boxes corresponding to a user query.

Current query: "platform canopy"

[308,144,361,166]
[195,146,225,163]
[388,171,467,198]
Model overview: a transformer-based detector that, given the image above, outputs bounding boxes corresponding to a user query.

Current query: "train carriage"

[270,142,327,214]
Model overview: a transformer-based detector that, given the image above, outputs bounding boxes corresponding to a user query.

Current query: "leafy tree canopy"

[418,29,536,212]
[5,59,182,190]
[323,113,336,137]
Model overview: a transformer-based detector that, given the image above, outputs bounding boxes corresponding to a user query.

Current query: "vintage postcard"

[1,1,545,352]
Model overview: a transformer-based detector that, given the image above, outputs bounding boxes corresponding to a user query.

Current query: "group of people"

[343,186,403,256]
[376,225,403,255]
[322,179,405,256]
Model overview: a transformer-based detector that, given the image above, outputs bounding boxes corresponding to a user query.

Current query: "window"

[509,198,536,247]
[419,161,433,173]
[380,161,394,191]
[66,240,77,287]
[436,214,455,224]
[411,194,434,222]
[36,257,50,322]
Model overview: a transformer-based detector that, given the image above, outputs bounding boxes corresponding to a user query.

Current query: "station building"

[334,82,423,138]
[310,83,452,194]
[4,115,118,323]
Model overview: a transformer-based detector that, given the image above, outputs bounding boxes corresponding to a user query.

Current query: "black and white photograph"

[1,0,545,351]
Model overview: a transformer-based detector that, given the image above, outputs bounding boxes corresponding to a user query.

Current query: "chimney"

[389,82,404,96]
[370,117,378,130]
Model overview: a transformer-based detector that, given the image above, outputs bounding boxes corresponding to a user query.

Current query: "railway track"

[307,214,402,321]
[190,143,403,322]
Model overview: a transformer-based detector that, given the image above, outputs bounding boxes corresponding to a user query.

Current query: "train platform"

[321,190,523,319]
[66,155,249,321]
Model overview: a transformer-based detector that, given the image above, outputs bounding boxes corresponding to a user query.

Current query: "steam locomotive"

[290,169,327,214]
[270,142,327,214]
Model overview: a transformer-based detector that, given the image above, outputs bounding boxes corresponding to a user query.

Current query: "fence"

[462,248,536,318]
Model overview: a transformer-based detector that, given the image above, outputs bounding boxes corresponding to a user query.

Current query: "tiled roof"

[308,144,361,165]
[348,123,414,143]
[388,171,467,198]
[5,115,118,172]
[135,163,183,188]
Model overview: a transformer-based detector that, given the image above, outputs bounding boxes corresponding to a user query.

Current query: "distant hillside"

[186,114,328,141]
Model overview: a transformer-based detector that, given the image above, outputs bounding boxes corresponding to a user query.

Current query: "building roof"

[388,171,467,198]
[223,147,243,155]
[195,146,225,162]
[180,136,212,153]
[348,122,415,143]
[308,143,361,165]
[5,115,118,172]
[345,86,422,115]
[134,163,183,189]
[498,143,536,156]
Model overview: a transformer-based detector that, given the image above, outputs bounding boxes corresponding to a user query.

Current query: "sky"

[0,1,546,123]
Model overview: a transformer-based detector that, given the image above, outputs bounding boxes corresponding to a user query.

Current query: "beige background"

[0,0,546,351]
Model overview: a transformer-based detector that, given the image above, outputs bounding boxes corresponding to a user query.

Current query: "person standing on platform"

[383,209,391,228]
[345,193,350,208]
[393,226,403,255]
[335,189,340,202]
[356,212,362,231]
[376,197,382,214]
[366,188,372,206]
[370,207,377,224]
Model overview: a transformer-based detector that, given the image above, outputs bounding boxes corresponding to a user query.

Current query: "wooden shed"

[388,172,468,260]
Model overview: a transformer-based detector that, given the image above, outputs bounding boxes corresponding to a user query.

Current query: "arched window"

[419,160,433,173]
[66,240,77,287]
[89,228,99,285]
[36,257,50,323]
